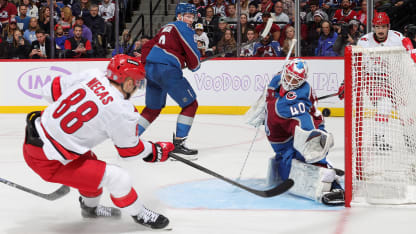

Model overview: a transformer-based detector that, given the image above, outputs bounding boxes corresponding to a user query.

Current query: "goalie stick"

[169,152,294,197]
[0,177,70,201]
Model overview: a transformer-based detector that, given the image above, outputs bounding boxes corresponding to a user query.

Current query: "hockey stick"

[0,177,70,201]
[169,152,294,197]
[317,90,344,100]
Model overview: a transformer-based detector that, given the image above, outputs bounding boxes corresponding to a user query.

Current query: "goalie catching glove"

[293,126,334,163]
[143,142,174,162]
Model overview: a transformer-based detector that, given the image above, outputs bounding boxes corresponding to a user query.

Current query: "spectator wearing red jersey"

[259,0,274,13]
[255,11,281,42]
[332,0,357,25]
[0,0,17,25]
[64,24,92,58]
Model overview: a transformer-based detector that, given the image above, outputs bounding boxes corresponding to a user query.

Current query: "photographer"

[333,19,363,56]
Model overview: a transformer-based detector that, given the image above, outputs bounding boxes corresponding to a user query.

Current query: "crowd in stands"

[0,0,414,59]
[0,0,139,59]
[190,0,416,57]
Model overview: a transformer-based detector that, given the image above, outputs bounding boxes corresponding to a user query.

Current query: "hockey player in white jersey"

[337,12,416,150]
[22,54,173,230]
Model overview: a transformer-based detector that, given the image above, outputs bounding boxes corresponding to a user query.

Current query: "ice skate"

[79,197,121,218]
[321,188,345,206]
[373,134,392,151]
[132,206,170,229]
[171,134,198,160]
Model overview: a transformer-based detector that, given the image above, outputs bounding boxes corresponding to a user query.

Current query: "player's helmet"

[281,58,308,91]
[106,54,145,87]
[175,3,197,17]
[372,12,390,26]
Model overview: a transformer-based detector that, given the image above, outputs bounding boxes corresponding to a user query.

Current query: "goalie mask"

[281,58,308,91]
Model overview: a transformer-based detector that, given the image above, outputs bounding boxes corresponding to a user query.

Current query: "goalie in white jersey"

[22,54,173,230]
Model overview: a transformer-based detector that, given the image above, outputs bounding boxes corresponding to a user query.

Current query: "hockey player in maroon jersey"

[265,59,344,206]
[139,3,201,159]
[22,54,173,230]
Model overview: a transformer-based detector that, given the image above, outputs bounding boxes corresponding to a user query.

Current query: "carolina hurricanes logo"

[286,91,297,100]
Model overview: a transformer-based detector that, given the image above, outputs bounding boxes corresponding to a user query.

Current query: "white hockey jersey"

[35,69,152,164]
[358,30,411,48]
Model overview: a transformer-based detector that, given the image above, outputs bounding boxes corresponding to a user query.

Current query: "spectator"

[240,28,256,56]
[248,2,262,23]
[271,1,289,29]
[68,16,92,42]
[8,29,31,58]
[38,6,56,35]
[83,4,106,56]
[211,16,228,52]
[54,24,67,57]
[29,28,53,58]
[305,1,328,24]
[332,0,357,25]
[303,10,324,56]
[211,0,226,17]
[111,29,133,56]
[215,28,236,57]
[71,0,90,18]
[194,23,210,51]
[0,0,18,25]
[64,24,92,58]
[259,0,274,13]
[239,0,249,15]
[315,20,338,56]
[44,0,61,22]
[333,19,362,55]
[23,16,39,43]
[190,0,205,18]
[200,6,218,46]
[98,0,114,47]
[255,12,281,42]
[2,18,18,43]
[253,32,282,57]
[16,4,30,30]
[281,0,295,21]
[282,25,295,57]
[18,0,38,19]
[237,13,254,43]
[355,0,367,32]
[405,24,416,48]
[57,6,74,34]
[225,3,237,27]
[135,35,150,54]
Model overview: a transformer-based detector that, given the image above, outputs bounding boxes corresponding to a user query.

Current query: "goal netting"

[344,46,416,206]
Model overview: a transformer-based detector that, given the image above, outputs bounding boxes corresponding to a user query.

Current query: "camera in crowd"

[405,24,416,39]
[340,23,352,38]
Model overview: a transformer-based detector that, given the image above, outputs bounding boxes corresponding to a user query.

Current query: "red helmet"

[106,54,145,86]
[372,12,390,26]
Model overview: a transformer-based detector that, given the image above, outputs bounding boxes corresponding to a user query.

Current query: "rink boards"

[0,57,344,116]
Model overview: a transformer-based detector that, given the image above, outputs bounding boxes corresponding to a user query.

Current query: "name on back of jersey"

[86,78,114,105]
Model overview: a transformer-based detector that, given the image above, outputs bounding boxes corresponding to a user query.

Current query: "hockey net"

[344,46,416,206]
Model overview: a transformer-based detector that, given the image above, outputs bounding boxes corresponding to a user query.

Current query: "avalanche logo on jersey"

[286,91,297,100]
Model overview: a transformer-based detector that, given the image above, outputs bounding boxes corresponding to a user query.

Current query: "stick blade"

[43,185,71,201]
[262,179,294,197]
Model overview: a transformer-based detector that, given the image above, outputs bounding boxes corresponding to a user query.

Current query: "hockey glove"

[293,126,334,163]
[337,82,345,100]
[143,142,174,162]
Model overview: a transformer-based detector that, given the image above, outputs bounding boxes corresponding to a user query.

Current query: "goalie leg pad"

[293,126,334,163]
[266,157,283,186]
[288,159,336,202]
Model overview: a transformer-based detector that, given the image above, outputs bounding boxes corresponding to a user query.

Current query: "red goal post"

[344,45,416,207]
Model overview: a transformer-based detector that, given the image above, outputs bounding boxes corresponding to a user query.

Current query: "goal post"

[344,45,416,207]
